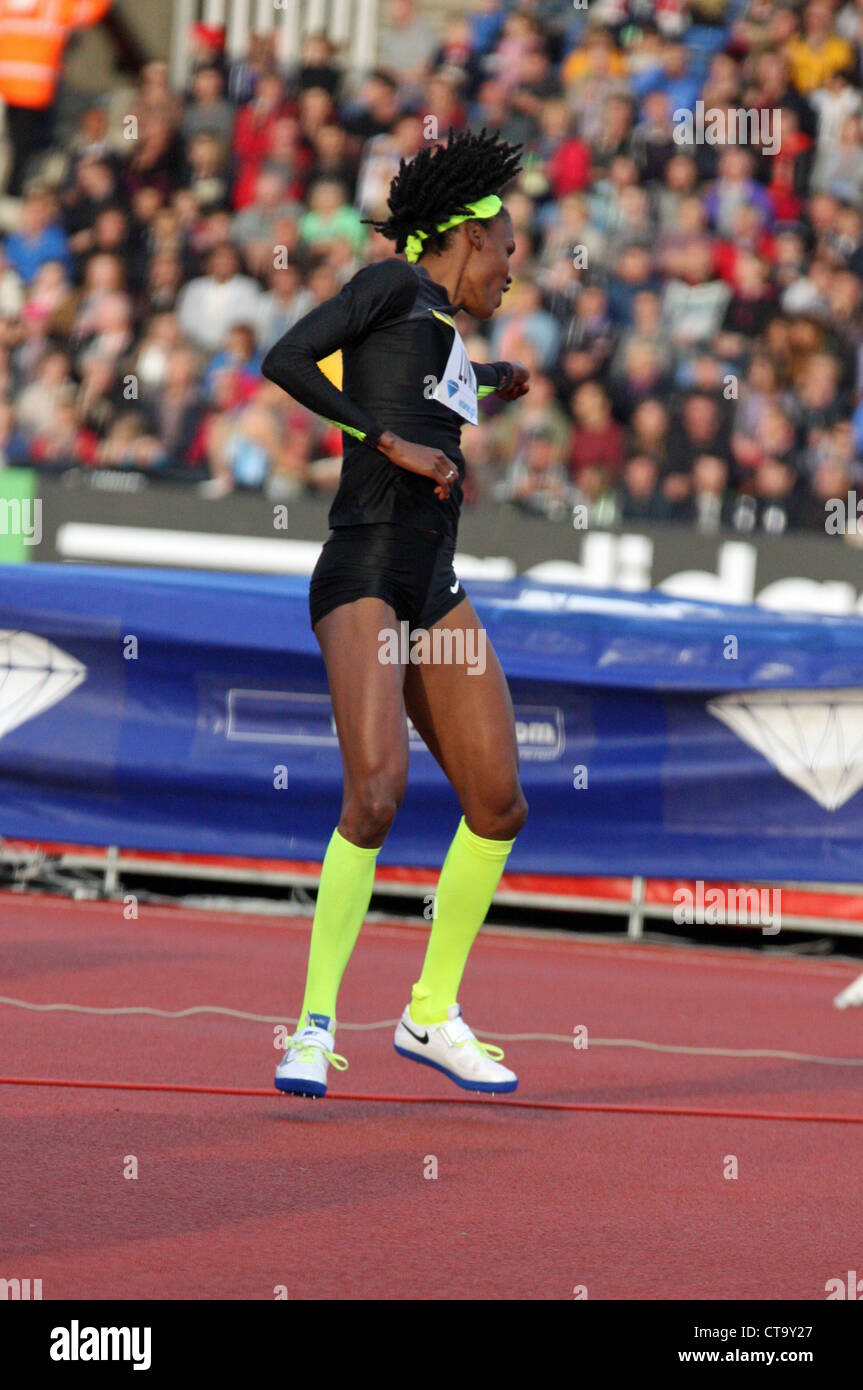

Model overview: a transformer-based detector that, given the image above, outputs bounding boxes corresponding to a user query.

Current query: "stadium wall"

[8,469,863,617]
[2,563,863,930]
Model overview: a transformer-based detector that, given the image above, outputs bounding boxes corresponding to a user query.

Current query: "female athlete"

[261,128,530,1096]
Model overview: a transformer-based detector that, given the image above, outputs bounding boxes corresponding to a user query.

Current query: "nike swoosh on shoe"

[401,1020,430,1045]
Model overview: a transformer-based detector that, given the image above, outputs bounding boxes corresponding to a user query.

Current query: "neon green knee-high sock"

[298,828,380,1027]
[410,816,516,1026]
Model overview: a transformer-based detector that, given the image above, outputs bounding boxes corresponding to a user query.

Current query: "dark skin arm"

[377,430,459,501]
[495,361,530,402]
[378,360,530,499]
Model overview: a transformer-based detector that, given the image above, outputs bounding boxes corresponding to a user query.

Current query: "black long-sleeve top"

[261,256,507,536]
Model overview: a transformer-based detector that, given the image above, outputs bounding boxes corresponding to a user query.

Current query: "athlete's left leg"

[403,597,527,1025]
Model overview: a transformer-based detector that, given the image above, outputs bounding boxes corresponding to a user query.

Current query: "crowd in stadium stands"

[5,0,863,533]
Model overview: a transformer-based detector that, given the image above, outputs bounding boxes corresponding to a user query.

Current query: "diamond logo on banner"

[707,688,863,811]
[0,631,86,741]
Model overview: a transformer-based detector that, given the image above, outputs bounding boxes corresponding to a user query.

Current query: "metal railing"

[169,0,379,89]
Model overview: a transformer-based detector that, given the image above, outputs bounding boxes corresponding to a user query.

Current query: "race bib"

[431,318,478,426]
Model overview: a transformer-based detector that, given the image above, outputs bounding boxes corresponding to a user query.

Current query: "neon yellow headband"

[404,194,503,264]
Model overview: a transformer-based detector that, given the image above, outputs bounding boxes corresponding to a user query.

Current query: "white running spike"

[394,1003,518,1093]
[834,972,863,1009]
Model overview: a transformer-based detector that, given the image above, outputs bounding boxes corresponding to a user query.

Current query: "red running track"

[1,892,862,1300]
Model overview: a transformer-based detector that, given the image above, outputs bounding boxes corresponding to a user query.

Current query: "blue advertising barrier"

[2,563,863,882]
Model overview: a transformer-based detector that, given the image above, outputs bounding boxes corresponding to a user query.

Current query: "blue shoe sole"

[393,1041,518,1093]
[274,1077,326,1098]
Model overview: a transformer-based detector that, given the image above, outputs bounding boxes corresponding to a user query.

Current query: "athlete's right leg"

[297,597,409,1025]
[277,596,409,1094]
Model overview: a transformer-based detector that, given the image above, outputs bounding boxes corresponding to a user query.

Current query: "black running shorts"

[309,523,466,630]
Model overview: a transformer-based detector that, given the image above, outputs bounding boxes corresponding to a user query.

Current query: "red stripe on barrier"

[645,879,863,921]
[1,840,636,899]
[5,839,863,921]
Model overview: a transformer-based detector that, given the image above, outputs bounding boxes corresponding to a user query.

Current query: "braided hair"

[364,127,523,258]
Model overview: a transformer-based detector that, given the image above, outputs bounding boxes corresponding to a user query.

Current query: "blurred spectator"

[719,252,777,346]
[342,71,402,140]
[144,249,184,314]
[76,353,124,436]
[11,301,52,380]
[610,338,673,419]
[62,157,120,255]
[5,189,71,284]
[0,0,859,530]
[0,0,112,197]
[0,400,30,466]
[308,121,359,201]
[686,454,736,532]
[176,243,262,352]
[496,372,571,462]
[257,264,316,351]
[495,425,574,520]
[574,462,619,527]
[749,455,805,531]
[0,248,24,319]
[232,74,295,209]
[471,76,537,148]
[787,1,856,94]
[799,455,855,528]
[797,350,846,431]
[187,23,227,82]
[231,170,302,276]
[76,289,134,369]
[356,113,424,219]
[299,178,366,255]
[425,71,467,133]
[124,111,185,202]
[184,132,231,213]
[97,411,168,470]
[811,64,862,149]
[619,453,672,521]
[140,346,205,470]
[202,323,263,403]
[493,279,561,369]
[29,392,97,467]
[16,348,72,434]
[182,65,235,147]
[227,32,277,106]
[668,391,731,474]
[295,33,343,99]
[570,381,626,478]
[812,110,863,197]
[133,311,183,396]
[629,397,672,465]
[378,0,438,87]
[704,149,773,236]
[662,237,731,350]
[130,60,181,126]
[537,98,591,196]
[298,87,338,148]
